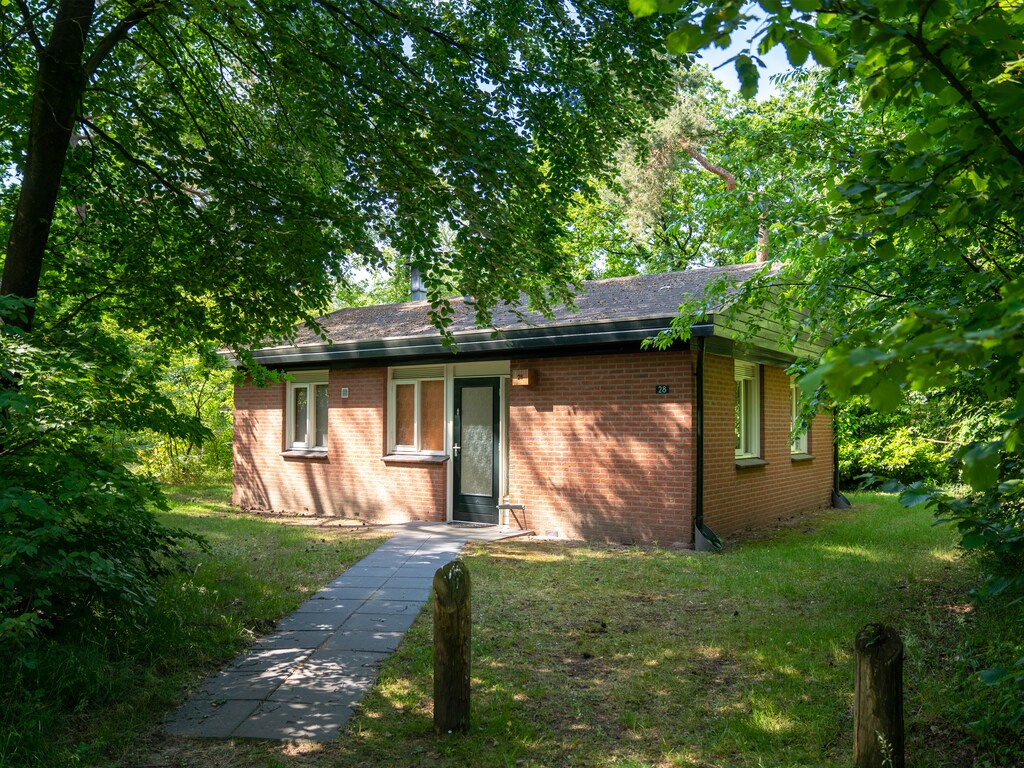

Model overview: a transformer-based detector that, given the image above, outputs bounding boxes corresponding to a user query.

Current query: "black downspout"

[832,408,852,509]
[695,337,704,532]
[693,338,722,551]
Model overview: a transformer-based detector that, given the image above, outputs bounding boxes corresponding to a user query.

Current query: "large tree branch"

[680,142,736,190]
[681,141,770,262]
[14,0,45,53]
[84,0,166,78]
[80,117,207,207]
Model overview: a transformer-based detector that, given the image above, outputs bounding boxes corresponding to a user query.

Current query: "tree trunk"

[854,623,905,768]
[433,559,471,734]
[1,0,96,331]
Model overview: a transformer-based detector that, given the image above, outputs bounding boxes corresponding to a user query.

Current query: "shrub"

[840,427,951,486]
[0,448,198,645]
[1,303,203,654]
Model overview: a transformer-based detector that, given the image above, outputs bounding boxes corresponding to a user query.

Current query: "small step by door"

[453,378,500,523]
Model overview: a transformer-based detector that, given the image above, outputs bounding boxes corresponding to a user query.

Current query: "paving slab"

[371,586,432,602]
[304,649,389,670]
[197,669,293,700]
[324,575,391,589]
[269,673,376,703]
[167,519,529,741]
[356,599,422,615]
[274,613,346,632]
[316,586,380,600]
[343,566,401,579]
[317,629,407,653]
[385,576,443,589]
[229,648,312,673]
[167,698,260,738]
[231,700,352,741]
[290,602,362,618]
[343,611,419,633]
[252,630,334,650]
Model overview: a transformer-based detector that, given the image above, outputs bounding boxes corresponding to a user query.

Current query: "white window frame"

[286,371,329,451]
[791,378,809,455]
[389,366,446,455]
[735,361,761,459]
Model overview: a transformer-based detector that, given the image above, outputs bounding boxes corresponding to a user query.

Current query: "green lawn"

[148,491,1019,768]
[3,488,1021,767]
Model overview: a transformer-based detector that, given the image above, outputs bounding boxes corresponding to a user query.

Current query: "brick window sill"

[281,449,329,460]
[790,453,815,463]
[735,457,769,469]
[382,453,449,465]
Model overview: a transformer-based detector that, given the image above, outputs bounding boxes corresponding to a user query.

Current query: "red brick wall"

[507,351,694,545]
[701,353,833,536]
[232,351,832,542]
[232,368,446,522]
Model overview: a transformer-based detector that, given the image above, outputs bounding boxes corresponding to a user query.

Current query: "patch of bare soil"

[721,504,852,547]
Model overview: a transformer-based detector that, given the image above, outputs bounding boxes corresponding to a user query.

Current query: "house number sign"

[655,385,670,394]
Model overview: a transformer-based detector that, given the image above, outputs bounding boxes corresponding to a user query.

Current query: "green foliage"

[133,351,234,483]
[0,300,202,649]
[840,428,950,487]
[564,69,869,282]
[2,0,678,674]
[4,0,677,344]
[835,394,981,487]
[0,483,385,766]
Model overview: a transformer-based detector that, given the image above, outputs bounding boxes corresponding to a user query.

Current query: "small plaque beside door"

[511,369,536,386]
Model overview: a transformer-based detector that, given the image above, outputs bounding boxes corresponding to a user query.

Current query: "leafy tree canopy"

[2,0,675,342]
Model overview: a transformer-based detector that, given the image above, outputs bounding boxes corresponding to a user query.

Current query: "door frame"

[442,362,509,523]
[452,377,502,523]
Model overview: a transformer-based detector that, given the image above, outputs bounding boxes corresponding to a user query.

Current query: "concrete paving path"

[167,522,527,742]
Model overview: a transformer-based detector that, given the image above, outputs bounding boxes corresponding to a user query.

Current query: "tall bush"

[0,301,201,651]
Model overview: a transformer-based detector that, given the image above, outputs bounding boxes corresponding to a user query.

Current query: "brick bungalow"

[232,263,839,547]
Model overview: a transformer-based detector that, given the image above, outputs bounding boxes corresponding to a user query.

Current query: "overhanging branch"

[84,0,167,78]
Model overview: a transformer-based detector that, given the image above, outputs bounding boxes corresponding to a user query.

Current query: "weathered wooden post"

[854,623,905,768]
[433,559,471,734]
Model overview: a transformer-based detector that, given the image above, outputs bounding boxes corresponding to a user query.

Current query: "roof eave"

[227,317,688,367]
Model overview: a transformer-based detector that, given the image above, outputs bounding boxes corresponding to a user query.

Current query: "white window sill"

[382,453,449,465]
[790,453,815,462]
[281,449,329,459]
[735,457,768,469]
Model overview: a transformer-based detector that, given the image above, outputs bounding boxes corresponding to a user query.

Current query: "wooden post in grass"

[433,559,471,734]
[854,623,905,768]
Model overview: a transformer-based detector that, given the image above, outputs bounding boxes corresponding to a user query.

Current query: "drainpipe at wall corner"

[693,336,723,552]
[832,409,852,509]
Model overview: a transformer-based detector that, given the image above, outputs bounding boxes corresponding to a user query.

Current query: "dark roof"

[246,262,776,366]
[293,263,762,347]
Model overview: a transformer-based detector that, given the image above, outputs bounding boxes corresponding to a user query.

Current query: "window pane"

[735,380,743,452]
[395,383,415,446]
[460,385,494,496]
[791,383,807,453]
[420,380,444,451]
[315,384,329,448]
[293,386,308,447]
